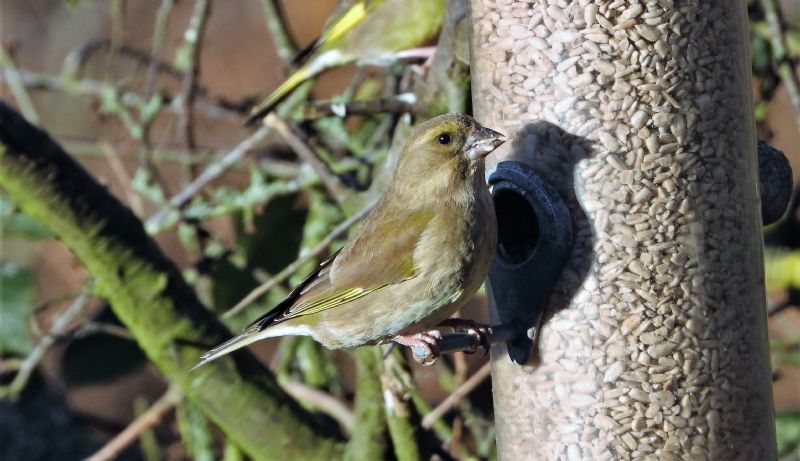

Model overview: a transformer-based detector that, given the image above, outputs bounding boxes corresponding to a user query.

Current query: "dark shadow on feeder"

[487,121,596,365]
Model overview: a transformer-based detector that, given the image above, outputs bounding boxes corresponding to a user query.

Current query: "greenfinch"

[245,0,445,124]
[194,113,504,368]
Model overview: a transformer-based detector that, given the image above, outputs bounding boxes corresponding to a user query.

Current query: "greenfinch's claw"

[392,331,442,366]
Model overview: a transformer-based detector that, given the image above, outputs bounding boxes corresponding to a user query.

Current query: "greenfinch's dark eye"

[437,133,452,145]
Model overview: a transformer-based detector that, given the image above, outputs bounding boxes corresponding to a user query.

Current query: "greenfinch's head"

[395,113,505,185]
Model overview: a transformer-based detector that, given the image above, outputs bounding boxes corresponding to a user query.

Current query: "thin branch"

[300,94,417,120]
[760,0,800,130]
[259,0,298,66]
[266,113,348,202]
[145,0,176,96]
[0,68,243,121]
[281,380,355,435]
[0,293,91,399]
[109,0,125,62]
[31,291,83,314]
[138,0,175,191]
[86,386,182,461]
[61,39,182,83]
[60,135,303,178]
[394,46,437,62]
[176,0,210,155]
[408,388,452,446]
[59,38,245,114]
[144,125,272,232]
[174,0,211,261]
[73,322,135,340]
[100,141,146,216]
[0,45,39,124]
[421,362,491,429]
[0,358,23,375]
[222,200,376,319]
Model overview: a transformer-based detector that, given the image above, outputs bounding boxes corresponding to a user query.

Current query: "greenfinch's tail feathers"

[190,327,265,371]
[190,323,307,371]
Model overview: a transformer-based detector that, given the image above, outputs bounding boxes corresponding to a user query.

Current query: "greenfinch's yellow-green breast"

[194,113,505,369]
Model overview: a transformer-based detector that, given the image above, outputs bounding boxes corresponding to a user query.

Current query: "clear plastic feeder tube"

[470,1,776,459]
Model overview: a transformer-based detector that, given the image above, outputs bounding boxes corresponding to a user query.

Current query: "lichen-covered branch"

[0,100,343,461]
[343,348,387,461]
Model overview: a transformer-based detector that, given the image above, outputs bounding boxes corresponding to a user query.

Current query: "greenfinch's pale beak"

[466,126,506,161]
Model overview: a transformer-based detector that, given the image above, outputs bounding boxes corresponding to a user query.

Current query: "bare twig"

[760,0,800,130]
[301,94,417,120]
[61,39,182,83]
[0,358,23,375]
[0,69,243,121]
[266,113,348,202]
[100,141,146,216]
[222,200,376,319]
[73,322,135,340]
[109,0,125,59]
[176,0,210,156]
[87,386,182,461]
[31,291,83,314]
[421,362,491,429]
[138,0,175,188]
[144,125,271,232]
[174,0,211,261]
[0,293,91,399]
[394,46,437,62]
[0,45,39,124]
[61,135,304,178]
[281,380,355,434]
[145,0,176,95]
[259,0,298,67]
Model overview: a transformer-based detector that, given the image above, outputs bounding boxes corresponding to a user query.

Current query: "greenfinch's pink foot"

[392,330,443,366]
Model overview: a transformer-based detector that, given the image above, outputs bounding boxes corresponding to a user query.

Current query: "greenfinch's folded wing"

[254,208,433,329]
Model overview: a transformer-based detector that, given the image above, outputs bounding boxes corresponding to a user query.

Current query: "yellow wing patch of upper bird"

[320,2,367,48]
[295,1,369,63]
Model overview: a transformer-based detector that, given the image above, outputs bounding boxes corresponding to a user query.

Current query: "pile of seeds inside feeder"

[472,0,774,460]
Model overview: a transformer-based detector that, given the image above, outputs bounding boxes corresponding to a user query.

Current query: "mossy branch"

[343,347,387,461]
[0,100,344,461]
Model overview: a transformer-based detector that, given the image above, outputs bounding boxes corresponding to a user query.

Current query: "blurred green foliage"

[0,262,35,356]
[0,197,52,240]
[777,411,800,458]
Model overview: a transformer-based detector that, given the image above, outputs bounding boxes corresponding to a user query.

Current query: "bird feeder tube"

[469,1,776,460]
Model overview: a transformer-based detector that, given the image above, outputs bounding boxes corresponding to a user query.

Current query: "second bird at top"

[246,0,445,124]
